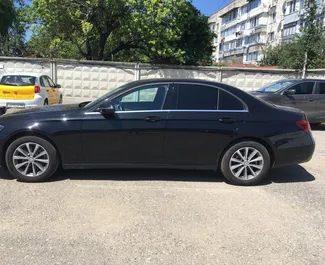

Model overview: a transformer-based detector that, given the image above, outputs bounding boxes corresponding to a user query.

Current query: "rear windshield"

[0,75,36,86]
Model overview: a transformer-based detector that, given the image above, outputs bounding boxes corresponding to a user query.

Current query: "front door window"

[111,84,168,111]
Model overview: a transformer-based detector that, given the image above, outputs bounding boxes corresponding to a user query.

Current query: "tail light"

[34,85,41,93]
[296,120,311,133]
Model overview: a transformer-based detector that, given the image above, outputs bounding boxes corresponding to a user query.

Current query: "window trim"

[84,82,249,114]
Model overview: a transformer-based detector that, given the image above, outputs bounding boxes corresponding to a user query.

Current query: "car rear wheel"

[220,141,271,186]
[44,99,48,106]
[58,95,62,104]
[5,136,59,182]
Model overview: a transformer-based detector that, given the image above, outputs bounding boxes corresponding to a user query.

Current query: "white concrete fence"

[1,57,324,104]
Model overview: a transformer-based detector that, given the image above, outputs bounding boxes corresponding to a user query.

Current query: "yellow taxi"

[0,72,63,109]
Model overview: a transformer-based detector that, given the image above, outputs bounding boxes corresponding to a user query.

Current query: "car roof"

[120,78,236,89]
[274,79,325,83]
[1,72,44,78]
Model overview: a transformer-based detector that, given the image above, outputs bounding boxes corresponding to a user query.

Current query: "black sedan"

[0,79,315,185]
[251,79,325,124]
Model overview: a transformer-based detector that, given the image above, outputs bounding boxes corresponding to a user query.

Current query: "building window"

[269,6,276,23]
[249,16,259,28]
[285,0,297,15]
[247,52,259,62]
[236,38,243,48]
[269,32,275,41]
[283,23,297,37]
[221,9,238,25]
[289,0,297,13]
[209,23,216,32]
[246,33,261,45]
[247,0,261,13]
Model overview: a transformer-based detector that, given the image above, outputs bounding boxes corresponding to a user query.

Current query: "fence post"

[217,68,223,83]
[134,62,140,81]
[50,59,58,83]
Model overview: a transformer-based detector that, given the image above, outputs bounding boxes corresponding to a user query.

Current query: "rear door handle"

[145,116,161,122]
[218,118,236,124]
[307,98,314,102]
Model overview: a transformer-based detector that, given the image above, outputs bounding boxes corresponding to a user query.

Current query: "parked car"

[0,79,315,185]
[0,72,62,109]
[251,79,325,125]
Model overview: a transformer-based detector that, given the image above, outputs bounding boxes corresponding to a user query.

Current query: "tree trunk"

[98,32,108,60]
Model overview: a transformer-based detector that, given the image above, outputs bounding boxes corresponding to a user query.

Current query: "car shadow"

[311,123,325,131]
[0,165,315,185]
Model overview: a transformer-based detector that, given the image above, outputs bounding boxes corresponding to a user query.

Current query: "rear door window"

[218,90,246,110]
[0,75,36,86]
[318,82,325,94]
[177,84,218,110]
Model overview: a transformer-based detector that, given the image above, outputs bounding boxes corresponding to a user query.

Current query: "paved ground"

[0,125,325,265]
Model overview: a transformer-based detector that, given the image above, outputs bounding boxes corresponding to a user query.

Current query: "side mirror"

[285,89,296,95]
[0,106,7,116]
[99,103,115,115]
[55,84,61,88]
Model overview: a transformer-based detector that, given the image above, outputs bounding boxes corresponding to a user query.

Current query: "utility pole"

[301,0,317,79]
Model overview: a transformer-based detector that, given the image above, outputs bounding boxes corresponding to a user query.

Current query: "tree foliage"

[26,0,214,64]
[0,0,27,56]
[0,0,16,37]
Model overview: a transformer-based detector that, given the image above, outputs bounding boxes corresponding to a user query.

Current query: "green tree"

[0,0,27,56]
[0,0,16,37]
[28,0,213,65]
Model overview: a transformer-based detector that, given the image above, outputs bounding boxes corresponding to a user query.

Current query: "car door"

[40,76,55,105]
[164,82,248,167]
[46,76,59,104]
[315,81,325,122]
[81,83,172,165]
[281,81,317,121]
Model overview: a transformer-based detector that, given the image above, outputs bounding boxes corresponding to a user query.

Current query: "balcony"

[283,12,300,25]
[253,25,267,34]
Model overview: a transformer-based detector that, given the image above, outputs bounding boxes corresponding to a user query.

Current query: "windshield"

[257,80,295,93]
[84,83,129,109]
[0,75,36,86]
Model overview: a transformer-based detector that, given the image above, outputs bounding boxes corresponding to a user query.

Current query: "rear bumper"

[0,95,44,108]
[273,134,315,168]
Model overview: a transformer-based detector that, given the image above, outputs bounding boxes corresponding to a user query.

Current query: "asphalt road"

[0,125,325,265]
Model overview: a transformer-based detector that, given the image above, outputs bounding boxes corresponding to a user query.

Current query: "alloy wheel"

[229,147,264,180]
[12,142,50,177]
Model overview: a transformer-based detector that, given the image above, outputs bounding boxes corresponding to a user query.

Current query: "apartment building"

[209,0,325,64]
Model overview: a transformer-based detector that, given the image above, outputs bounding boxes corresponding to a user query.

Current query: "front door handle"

[307,98,314,102]
[218,118,236,124]
[145,116,161,122]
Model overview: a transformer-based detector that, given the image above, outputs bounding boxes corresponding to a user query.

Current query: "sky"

[192,0,232,16]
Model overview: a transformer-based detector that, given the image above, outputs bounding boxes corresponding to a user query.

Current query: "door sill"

[63,163,216,171]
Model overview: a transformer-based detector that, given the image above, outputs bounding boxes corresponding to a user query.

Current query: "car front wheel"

[5,136,59,182]
[220,141,271,186]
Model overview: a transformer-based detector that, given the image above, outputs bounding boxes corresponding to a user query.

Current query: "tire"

[220,141,271,186]
[44,99,48,106]
[59,95,63,104]
[5,136,59,182]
